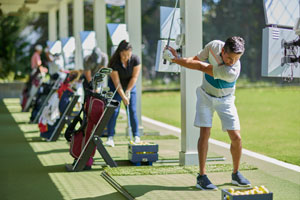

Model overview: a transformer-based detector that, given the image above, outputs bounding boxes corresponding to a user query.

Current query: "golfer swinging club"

[164,36,251,190]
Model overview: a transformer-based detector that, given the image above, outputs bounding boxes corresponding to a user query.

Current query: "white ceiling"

[0,0,125,13]
[0,0,69,13]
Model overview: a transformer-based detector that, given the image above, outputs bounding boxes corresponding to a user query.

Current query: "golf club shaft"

[163,0,179,64]
[126,105,133,142]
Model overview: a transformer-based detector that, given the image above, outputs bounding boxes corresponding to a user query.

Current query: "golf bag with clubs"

[38,71,81,139]
[21,68,45,112]
[65,68,116,169]
[30,73,61,122]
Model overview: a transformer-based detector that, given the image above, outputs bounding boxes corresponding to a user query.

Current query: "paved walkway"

[0,98,299,200]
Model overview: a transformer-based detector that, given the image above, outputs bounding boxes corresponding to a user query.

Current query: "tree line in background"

[0,10,33,79]
[0,0,296,83]
[141,0,266,82]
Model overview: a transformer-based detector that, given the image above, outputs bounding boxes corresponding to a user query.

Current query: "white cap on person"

[35,44,43,51]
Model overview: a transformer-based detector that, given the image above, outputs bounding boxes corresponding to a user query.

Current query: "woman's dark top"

[109,54,140,90]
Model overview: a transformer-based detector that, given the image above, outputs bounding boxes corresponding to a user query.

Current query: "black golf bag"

[21,68,44,112]
[30,73,60,122]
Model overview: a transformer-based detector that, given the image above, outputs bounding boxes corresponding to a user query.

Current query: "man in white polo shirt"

[164,36,250,190]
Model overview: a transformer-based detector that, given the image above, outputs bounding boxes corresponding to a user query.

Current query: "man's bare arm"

[172,56,213,76]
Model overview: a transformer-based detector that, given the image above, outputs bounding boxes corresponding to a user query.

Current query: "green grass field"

[142,86,300,166]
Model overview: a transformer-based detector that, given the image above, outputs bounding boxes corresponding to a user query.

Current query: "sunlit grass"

[142,86,300,166]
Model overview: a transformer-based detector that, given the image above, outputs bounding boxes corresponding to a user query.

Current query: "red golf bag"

[69,95,105,167]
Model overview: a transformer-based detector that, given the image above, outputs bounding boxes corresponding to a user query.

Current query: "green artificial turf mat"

[104,162,257,176]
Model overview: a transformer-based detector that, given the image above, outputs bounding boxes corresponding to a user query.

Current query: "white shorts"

[194,87,240,132]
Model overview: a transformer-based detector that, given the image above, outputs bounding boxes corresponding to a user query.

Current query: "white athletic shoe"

[134,136,140,143]
[105,137,115,147]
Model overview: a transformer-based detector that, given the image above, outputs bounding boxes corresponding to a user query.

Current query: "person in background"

[31,44,48,74]
[31,45,43,70]
[106,40,141,147]
[44,47,53,67]
[83,47,108,83]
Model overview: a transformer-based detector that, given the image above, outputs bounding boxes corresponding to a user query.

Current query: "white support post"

[179,0,203,165]
[125,0,143,135]
[59,0,68,39]
[48,8,57,41]
[94,0,107,53]
[73,0,84,69]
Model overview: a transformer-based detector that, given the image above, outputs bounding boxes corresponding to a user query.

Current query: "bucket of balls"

[222,186,273,200]
[128,141,159,166]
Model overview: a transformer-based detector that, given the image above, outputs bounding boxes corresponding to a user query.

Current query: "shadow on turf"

[14,121,29,125]
[0,100,65,199]
[216,182,234,187]
[43,163,103,173]
[44,162,139,173]
[35,148,70,155]
[77,192,127,200]
[25,136,45,141]
[94,159,137,167]
[22,130,39,134]
[123,184,199,197]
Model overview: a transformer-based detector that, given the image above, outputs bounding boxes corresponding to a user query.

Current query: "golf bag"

[39,81,74,139]
[64,68,116,169]
[21,68,44,112]
[67,93,106,167]
[30,74,60,122]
